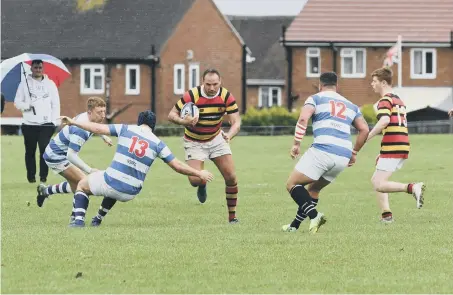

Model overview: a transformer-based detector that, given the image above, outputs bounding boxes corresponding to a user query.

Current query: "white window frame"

[258,86,282,108]
[173,64,185,95]
[340,48,366,78]
[80,64,105,94]
[125,64,140,95]
[410,48,437,79]
[306,47,321,77]
[188,63,200,89]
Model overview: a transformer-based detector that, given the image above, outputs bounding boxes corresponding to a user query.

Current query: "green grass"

[1,134,453,294]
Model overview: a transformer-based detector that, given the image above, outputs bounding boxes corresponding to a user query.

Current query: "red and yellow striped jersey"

[175,86,239,142]
[376,93,410,159]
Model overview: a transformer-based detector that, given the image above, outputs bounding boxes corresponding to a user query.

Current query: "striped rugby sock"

[290,198,319,229]
[226,184,238,221]
[73,191,89,221]
[290,185,318,219]
[95,197,117,220]
[46,182,72,196]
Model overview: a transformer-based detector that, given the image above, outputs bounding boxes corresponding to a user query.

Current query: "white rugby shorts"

[295,147,350,182]
[88,170,136,202]
[45,159,72,174]
[375,157,406,172]
[183,132,231,161]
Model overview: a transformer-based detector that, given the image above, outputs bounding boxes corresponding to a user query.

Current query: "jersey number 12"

[329,100,347,120]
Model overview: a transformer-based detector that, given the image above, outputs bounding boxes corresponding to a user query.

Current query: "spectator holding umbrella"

[14,59,61,183]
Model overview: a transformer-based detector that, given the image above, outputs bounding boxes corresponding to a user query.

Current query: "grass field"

[1,134,452,294]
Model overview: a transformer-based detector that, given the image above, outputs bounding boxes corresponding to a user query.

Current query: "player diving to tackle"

[282,72,370,233]
[59,110,214,227]
[37,97,112,213]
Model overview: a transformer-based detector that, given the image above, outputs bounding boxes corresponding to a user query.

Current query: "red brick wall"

[246,86,259,108]
[245,85,287,111]
[291,46,453,110]
[157,0,243,122]
[108,64,152,124]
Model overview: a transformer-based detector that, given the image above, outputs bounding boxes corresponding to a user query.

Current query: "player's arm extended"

[61,116,111,136]
[352,116,370,153]
[367,116,390,141]
[293,104,315,145]
[67,149,93,174]
[166,158,213,182]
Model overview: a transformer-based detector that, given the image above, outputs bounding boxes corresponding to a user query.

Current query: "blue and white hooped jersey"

[105,124,175,196]
[43,112,92,163]
[306,91,362,159]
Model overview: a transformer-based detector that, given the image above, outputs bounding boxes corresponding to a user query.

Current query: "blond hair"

[371,67,393,85]
[87,96,106,110]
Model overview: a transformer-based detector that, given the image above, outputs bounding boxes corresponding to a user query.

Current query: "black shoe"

[28,177,36,183]
[36,184,48,207]
[40,177,47,183]
[197,185,207,203]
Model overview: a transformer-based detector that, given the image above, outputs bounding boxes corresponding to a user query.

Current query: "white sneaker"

[309,213,327,233]
[38,183,48,197]
[281,224,297,233]
[412,182,425,209]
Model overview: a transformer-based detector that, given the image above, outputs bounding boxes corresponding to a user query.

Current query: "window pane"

[84,69,91,88]
[310,57,319,74]
[425,52,433,74]
[191,69,197,88]
[177,69,182,89]
[343,57,353,74]
[261,87,269,108]
[94,75,102,89]
[271,88,279,106]
[414,51,422,74]
[308,49,318,55]
[129,69,136,89]
[356,50,364,73]
[94,68,101,73]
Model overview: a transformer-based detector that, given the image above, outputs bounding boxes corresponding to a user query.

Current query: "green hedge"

[360,104,378,124]
[241,107,299,126]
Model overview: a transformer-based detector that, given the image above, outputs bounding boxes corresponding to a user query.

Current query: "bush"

[360,104,378,125]
[241,107,299,126]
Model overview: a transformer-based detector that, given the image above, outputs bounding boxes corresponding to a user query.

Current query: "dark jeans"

[21,123,55,182]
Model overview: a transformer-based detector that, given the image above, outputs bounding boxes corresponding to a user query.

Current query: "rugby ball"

[180,102,199,119]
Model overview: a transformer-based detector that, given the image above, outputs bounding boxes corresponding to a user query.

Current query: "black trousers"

[21,123,55,181]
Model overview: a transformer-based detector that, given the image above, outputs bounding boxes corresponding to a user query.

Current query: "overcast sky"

[213,0,307,16]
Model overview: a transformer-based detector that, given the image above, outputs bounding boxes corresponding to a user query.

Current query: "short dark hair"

[319,72,338,87]
[371,67,393,85]
[137,110,156,131]
[202,68,221,80]
[31,59,43,66]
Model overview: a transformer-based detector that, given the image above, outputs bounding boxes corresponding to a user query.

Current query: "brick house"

[229,16,293,110]
[283,0,453,116]
[1,0,252,126]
